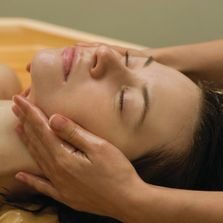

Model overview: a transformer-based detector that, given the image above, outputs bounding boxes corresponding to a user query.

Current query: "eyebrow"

[138,84,149,127]
[143,56,154,67]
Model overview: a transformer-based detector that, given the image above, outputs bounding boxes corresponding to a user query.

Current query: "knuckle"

[56,158,65,169]
[94,139,107,153]
[33,119,47,139]
[27,178,37,190]
[24,102,33,115]
[36,120,45,131]
[36,183,45,192]
[67,125,79,141]
[55,154,67,169]
[23,122,29,133]
[26,105,40,123]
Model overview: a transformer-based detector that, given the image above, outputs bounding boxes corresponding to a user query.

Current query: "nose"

[90,45,124,79]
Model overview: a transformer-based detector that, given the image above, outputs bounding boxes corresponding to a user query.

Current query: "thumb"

[49,114,103,155]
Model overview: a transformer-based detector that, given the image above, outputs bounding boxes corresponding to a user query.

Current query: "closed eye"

[119,86,128,112]
[125,50,129,67]
[120,88,125,112]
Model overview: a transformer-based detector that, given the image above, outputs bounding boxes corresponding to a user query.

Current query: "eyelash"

[120,86,128,112]
[119,51,129,112]
[125,50,129,67]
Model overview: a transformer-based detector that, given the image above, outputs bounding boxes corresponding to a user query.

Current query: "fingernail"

[15,124,24,135]
[15,172,25,181]
[49,114,67,130]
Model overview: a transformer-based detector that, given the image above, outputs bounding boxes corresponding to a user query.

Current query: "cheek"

[31,79,139,158]
[66,90,129,152]
[31,51,63,94]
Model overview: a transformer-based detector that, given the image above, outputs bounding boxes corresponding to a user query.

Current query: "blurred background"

[1,0,223,47]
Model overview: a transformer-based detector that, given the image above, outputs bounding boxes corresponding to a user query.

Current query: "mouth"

[61,47,77,81]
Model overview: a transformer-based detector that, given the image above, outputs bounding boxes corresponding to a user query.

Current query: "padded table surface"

[0,18,143,90]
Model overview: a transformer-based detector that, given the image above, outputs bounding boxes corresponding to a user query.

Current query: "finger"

[49,114,105,156]
[20,87,31,97]
[15,172,60,200]
[13,95,48,123]
[13,97,89,171]
[14,114,69,181]
[28,142,50,175]
[77,42,128,55]
[76,42,101,47]
[12,100,58,159]
[76,41,127,54]
[13,103,49,159]
[13,96,88,167]
[14,121,45,170]
[15,123,29,145]
[77,42,148,58]
[13,95,64,156]
[12,96,56,146]
[24,122,55,171]
[15,121,52,175]
[12,104,26,122]
[104,44,151,57]
[26,120,91,168]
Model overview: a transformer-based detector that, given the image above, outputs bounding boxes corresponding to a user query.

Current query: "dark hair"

[133,81,223,191]
[2,82,223,222]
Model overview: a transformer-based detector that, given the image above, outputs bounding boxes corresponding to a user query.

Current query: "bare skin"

[149,39,223,88]
[1,40,223,222]
[0,42,201,194]
[13,40,223,223]
[12,96,223,223]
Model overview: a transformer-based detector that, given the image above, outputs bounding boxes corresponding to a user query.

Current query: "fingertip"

[12,95,27,108]
[12,94,19,103]
[49,114,68,131]
[15,172,26,181]
[15,123,24,135]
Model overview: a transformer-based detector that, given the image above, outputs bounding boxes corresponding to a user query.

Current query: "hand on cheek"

[11,95,142,221]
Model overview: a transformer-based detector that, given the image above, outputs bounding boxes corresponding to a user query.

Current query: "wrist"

[154,46,189,72]
[113,177,155,223]
[106,176,144,222]
[115,179,184,223]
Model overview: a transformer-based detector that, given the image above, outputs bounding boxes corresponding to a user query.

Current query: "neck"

[0,100,40,196]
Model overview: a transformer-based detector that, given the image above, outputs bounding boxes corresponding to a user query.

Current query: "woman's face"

[28,45,202,160]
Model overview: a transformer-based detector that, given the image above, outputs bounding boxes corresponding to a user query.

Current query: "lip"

[61,47,78,81]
